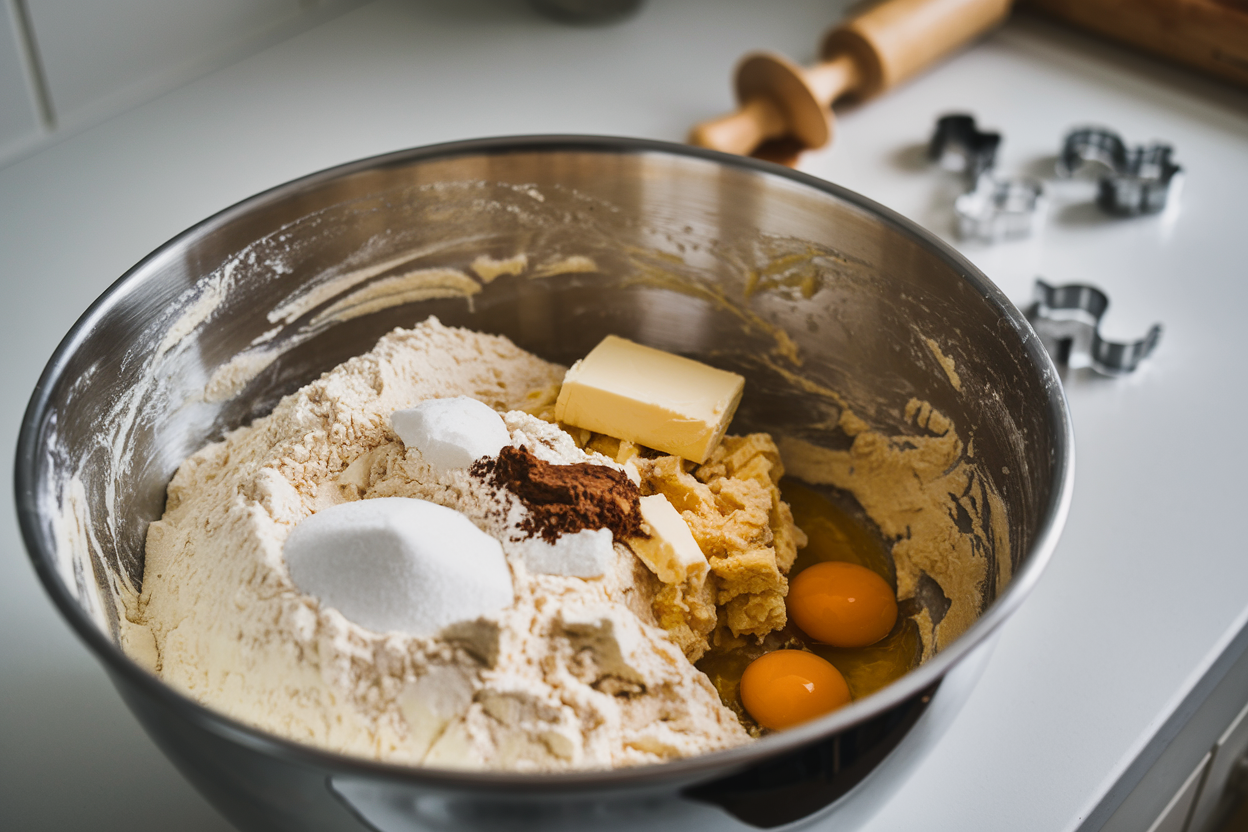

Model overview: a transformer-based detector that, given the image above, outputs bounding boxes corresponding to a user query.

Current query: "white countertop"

[2,2,1247,830]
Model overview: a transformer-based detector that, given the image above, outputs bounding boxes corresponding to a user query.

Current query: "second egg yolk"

[740,649,851,730]
[788,561,898,648]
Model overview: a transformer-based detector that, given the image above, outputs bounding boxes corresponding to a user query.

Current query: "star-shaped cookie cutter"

[929,114,1045,243]
[1057,127,1182,216]
[1026,279,1162,376]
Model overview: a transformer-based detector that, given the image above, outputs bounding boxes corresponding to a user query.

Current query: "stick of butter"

[555,336,744,464]
[632,495,709,585]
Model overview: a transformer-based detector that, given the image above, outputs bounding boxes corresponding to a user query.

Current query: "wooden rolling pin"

[1023,0,1248,90]
[689,0,1013,157]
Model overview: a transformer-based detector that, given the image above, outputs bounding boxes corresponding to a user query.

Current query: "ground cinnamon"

[472,446,646,543]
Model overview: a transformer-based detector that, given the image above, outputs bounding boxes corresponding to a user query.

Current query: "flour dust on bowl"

[15,136,1072,832]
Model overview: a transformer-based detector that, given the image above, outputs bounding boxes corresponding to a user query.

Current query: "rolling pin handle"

[687,97,787,156]
[803,54,863,106]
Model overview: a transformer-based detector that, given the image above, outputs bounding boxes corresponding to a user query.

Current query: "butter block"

[632,494,709,585]
[554,336,744,464]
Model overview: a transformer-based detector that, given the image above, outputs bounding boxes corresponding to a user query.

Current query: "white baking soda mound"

[391,396,511,473]
[283,497,514,637]
[516,527,615,578]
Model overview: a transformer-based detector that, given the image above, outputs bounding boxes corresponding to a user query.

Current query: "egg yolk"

[739,650,851,730]
[788,561,898,648]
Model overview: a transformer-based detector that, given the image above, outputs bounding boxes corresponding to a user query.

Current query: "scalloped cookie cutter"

[1057,127,1182,216]
[1026,280,1162,376]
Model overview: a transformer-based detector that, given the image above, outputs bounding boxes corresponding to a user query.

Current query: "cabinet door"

[1146,752,1210,832]
[1187,700,1248,832]
[22,1,308,126]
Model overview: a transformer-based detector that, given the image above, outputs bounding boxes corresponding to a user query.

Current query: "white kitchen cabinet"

[1189,700,1248,832]
[26,0,312,126]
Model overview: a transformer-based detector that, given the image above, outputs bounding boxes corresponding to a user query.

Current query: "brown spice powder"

[472,446,647,543]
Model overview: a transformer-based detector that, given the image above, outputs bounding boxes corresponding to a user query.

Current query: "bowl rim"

[14,133,1075,791]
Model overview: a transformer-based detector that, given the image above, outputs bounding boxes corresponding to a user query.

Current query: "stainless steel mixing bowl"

[15,136,1073,832]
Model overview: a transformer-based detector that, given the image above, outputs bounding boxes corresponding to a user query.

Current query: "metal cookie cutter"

[1057,127,1182,216]
[929,113,1044,243]
[1026,279,1162,376]
[929,114,1000,176]
[955,174,1045,243]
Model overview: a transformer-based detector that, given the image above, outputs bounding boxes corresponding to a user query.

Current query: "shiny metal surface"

[15,136,1074,831]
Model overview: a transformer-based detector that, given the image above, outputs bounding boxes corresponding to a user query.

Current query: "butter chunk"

[554,336,744,464]
[634,433,807,641]
[633,494,709,585]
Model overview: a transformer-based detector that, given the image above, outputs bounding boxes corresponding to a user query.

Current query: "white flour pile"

[124,318,748,771]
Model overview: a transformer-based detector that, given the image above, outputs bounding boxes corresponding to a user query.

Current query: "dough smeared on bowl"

[781,400,1010,657]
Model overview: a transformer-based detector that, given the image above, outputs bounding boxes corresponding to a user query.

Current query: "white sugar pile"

[283,497,514,637]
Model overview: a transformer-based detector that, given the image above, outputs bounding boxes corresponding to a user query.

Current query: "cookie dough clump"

[587,433,807,662]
